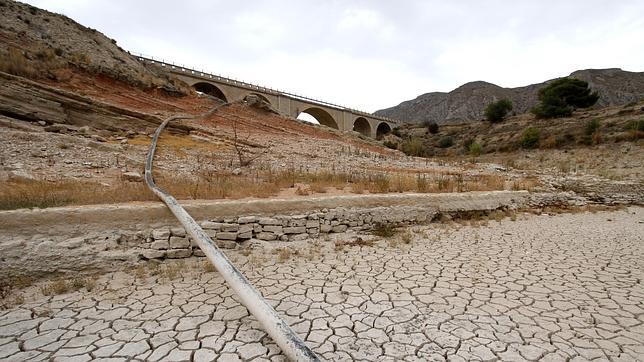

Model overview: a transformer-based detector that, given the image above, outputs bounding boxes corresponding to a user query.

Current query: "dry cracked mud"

[1,207,643,361]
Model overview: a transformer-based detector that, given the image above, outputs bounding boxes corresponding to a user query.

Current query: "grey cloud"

[25,0,644,111]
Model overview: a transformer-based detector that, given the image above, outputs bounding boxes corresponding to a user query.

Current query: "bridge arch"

[298,107,338,130]
[376,122,392,139]
[353,117,371,137]
[193,82,228,102]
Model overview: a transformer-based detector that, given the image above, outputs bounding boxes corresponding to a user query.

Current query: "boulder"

[122,171,142,182]
[44,123,68,133]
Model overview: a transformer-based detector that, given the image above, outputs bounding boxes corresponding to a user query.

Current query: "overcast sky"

[25,0,644,113]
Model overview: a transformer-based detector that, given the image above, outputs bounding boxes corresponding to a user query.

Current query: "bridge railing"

[132,52,401,125]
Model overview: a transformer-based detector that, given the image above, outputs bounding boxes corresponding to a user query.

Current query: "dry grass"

[39,276,97,296]
[0,276,35,309]
[40,279,69,296]
[276,247,292,263]
[0,167,519,210]
[335,237,375,250]
[0,46,67,80]
[134,265,147,282]
[0,47,37,78]
[203,261,216,273]
[400,232,413,245]
[511,177,540,191]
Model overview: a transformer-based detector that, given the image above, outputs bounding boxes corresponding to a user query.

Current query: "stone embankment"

[1,191,527,278]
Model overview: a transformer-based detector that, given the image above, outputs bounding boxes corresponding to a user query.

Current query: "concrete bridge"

[136,55,401,139]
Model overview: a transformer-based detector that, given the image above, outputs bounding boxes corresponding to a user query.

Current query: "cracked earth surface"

[1,207,643,361]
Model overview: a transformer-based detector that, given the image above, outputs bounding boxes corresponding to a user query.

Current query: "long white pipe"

[144,112,320,362]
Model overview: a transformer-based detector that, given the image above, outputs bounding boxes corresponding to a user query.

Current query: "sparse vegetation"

[0,165,529,210]
[39,276,97,296]
[484,99,513,123]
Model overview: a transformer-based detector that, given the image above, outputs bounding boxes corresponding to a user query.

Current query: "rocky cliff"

[376,68,644,124]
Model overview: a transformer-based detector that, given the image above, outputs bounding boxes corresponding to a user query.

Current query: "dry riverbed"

[1,207,643,361]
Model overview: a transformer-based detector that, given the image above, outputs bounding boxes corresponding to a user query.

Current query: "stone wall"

[137,205,436,261]
[0,191,529,278]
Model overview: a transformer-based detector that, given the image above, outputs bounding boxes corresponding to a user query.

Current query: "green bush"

[401,137,425,156]
[520,127,541,149]
[427,122,439,134]
[484,99,513,123]
[468,141,482,156]
[438,136,454,148]
[531,78,599,119]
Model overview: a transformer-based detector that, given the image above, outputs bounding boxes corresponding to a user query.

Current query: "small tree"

[426,121,439,134]
[484,99,513,123]
[520,127,541,149]
[532,78,599,119]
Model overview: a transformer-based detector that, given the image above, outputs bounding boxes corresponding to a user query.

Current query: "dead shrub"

[368,175,391,193]
[295,186,309,196]
[40,279,69,296]
[309,182,328,193]
[277,247,291,263]
[372,223,397,238]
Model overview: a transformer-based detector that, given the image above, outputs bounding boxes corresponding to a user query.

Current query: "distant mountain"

[375,68,644,124]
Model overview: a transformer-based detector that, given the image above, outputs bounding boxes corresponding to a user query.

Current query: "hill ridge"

[376,68,644,124]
